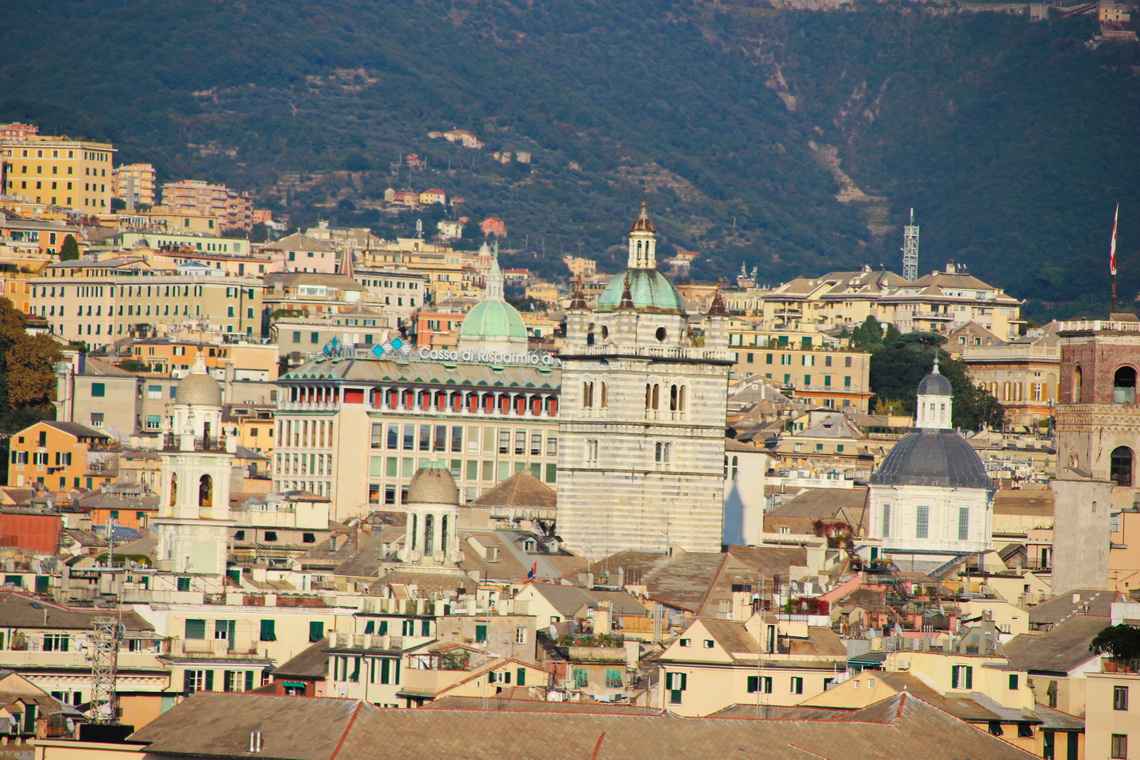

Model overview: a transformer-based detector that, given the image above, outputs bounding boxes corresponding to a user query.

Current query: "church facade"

[555,205,733,559]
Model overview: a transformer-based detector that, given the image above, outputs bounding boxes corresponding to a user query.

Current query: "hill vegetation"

[1,0,1137,318]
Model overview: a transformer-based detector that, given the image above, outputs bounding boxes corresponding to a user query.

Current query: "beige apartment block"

[728,327,873,412]
[111,162,156,208]
[1086,670,1140,760]
[654,613,847,716]
[1,129,115,213]
[27,263,265,346]
[161,179,253,231]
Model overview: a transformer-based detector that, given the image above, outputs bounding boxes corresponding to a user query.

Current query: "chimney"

[594,601,612,636]
[249,731,263,753]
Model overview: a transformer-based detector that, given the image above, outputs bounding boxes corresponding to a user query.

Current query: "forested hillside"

[2,0,1137,318]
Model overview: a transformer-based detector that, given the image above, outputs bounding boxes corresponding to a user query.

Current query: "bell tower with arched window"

[556,206,733,559]
[152,359,237,577]
[1053,316,1140,593]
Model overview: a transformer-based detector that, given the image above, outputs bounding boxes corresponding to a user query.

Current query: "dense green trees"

[866,329,1005,431]
[58,235,79,261]
[0,299,62,481]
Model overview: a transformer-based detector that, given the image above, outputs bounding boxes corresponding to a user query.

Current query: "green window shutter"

[260,619,276,641]
[177,577,190,592]
[185,619,206,639]
[205,670,214,692]
[379,621,388,635]
[952,667,959,689]
[421,620,430,636]
[364,621,375,634]
[965,667,973,689]
[517,668,526,686]
[747,675,758,693]
[309,621,324,642]
[574,668,589,687]
[92,383,105,397]
[475,624,488,643]
[246,670,255,691]
[222,670,233,692]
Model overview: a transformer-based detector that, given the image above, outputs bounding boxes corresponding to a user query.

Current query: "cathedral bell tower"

[556,205,733,560]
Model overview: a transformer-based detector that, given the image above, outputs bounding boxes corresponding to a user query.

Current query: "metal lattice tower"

[902,208,920,281]
[89,616,121,724]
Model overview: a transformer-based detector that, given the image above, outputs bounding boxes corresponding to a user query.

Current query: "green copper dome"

[460,300,528,341]
[597,268,684,313]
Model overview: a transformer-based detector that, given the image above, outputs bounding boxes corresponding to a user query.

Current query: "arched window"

[600,382,608,408]
[169,473,178,507]
[424,514,435,556]
[441,515,449,557]
[586,323,595,346]
[1110,446,1133,487]
[583,381,594,409]
[1113,366,1136,404]
[410,514,418,551]
[1073,365,1083,403]
[198,474,213,508]
[670,385,679,412]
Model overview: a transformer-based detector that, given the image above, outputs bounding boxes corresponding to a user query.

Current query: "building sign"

[415,347,560,368]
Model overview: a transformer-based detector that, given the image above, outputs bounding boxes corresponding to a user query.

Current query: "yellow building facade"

[1,134,115,213]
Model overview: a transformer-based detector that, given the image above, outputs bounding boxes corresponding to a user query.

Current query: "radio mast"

[902,209,920,281]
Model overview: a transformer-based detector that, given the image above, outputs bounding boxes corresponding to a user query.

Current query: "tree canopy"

[866,328,1005,430]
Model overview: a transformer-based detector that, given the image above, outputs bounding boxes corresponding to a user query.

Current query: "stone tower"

[152,356,237,577]
[556,205,733,560]
[1052,317,1140,593]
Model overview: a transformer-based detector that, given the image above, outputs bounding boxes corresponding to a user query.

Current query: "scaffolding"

[89,616,121,724]
[902,208,920,281]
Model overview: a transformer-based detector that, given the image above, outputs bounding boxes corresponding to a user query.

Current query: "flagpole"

[1110,202,1120,315]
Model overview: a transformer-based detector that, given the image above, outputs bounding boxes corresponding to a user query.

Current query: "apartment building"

[760,265,1023,339]
[6,421,117,490]
[0,126,115,213]
[119,231,252,257]
[160,179,253,231]
[354,266,429,321]
[961,329,1060,429]
[728,327,873,413]
[274,355,560,520]
[111,163,157,208]
[26,262,265,346]
[272,306,396,357]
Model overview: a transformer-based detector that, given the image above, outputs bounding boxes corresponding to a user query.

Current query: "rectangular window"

[498,430,510,454]
[185,619,206,639]
[92,382,105,397]
[574,668,589,688]
[43,633,70,652]
[1009,674,1019,690]
[605,669,623,688]
[958,507,970,541]
[881,503,891,538]
[309,621,325,643]
[1114,685,1129,711]
[371,423,382,448]
[1111,734,1127,760]
[515,627,527,644]
[791,676,804,695]
[916,505,930,539]
[747,676,772,693]
[951,665,973,689]
[259,619,277,642]
[475,624,488,642]
[515,431,525,454]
